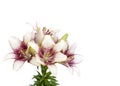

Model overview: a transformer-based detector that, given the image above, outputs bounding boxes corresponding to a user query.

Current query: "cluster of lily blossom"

[6,25,80,74]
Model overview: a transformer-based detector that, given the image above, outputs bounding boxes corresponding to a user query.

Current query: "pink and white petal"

[42,35,55,49]
[23,32,35,43]
[54,40,68,52]
[67,43,76,54]
[54,52,67,62]
[13,60,25,71]
[48,65,57,76]
[3,53,15,61]
[9,36,21,50]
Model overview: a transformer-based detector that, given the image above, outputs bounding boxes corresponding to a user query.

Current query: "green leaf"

[45,72,51,78]
[31,65,59,86]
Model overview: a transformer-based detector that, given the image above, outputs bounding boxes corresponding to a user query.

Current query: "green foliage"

[30,65,59,86]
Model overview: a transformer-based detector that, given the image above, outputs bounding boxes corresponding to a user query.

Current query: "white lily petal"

[13,60,25,71]
[48,65,57,76]
[54,52,67,62]
[42,35,55,49]
[28,41,39,52]
[29,57,39,66]
[73,55,83,64]
[23,32,34,43]
[9,36,21,50]
[73,66,80,76]
[48,28,60,34]
[52,34,58,43]
[54,40,68,52]
[68,43,76,54]
[68,66,80,76]
[29,55,45,66]
[4,53,15,61]
[35,30,44,45]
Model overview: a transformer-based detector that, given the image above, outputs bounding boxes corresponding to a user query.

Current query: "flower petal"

[73,55,83,64]
[35,29,44,45]
[54,40,68,52]
[13,60,25,71]
[29,56,45,66]
[68,66,80,76]
[4,53,15,61]
[42,35,55,49]
[23,32,35,43]
[29,57,39,66]
[48,65,57,76]
[67,43,76,54]
[30,57,44,66]
[52,34,58,43]
[9,36,21,50]
[54,52,67,62]
[28,41,39,52]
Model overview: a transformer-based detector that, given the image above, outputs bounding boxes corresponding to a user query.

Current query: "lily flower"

[34,26,58,46]
[33,32,69,75]
[6,25,80,75]
[6,36,28,70]
[6,32,36,71]
[61,43,81,75]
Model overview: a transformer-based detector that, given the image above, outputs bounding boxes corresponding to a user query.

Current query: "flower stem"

[30,65,59,86]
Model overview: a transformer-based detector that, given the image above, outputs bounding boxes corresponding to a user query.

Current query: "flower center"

[39,48,55,65]
[14,42,28,61]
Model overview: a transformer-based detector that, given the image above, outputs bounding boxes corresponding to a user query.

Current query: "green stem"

[30,65,59,86]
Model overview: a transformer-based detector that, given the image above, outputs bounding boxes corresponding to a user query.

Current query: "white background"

[0,0,120,86]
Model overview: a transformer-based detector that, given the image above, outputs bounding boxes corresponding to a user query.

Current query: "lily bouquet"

[5,25,80,86]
